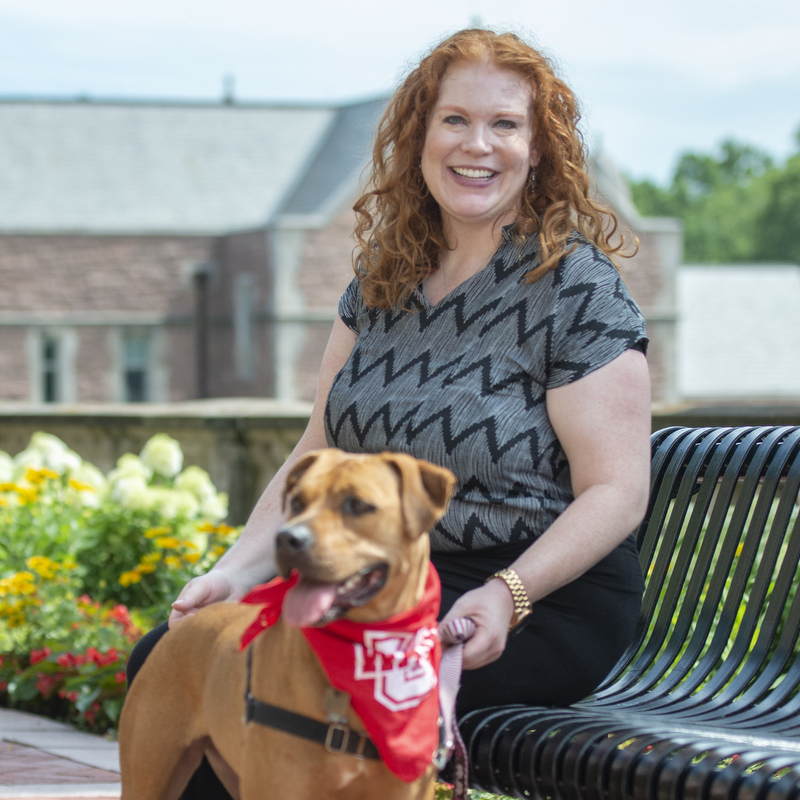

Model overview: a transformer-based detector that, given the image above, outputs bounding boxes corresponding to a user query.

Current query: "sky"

[1,0,798,184]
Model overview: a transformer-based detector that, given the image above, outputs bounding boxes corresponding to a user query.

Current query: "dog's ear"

[282,451,322,508]
[381,453,455,538]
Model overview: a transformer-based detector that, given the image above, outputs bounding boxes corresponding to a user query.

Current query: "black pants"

[126,537,642,799]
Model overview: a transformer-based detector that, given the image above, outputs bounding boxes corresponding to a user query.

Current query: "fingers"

[168,574,233,627]
[441,583,512,670]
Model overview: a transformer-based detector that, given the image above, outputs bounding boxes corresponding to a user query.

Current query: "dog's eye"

[289,496,305,515]
[342,497,376,516]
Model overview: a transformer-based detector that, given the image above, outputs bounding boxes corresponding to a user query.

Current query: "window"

[42,336,60,402]
[123,333,150,402]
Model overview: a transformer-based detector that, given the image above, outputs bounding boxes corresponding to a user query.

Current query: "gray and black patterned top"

[325,228,648,553]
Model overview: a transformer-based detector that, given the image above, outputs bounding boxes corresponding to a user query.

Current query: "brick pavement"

[0,709,120,800]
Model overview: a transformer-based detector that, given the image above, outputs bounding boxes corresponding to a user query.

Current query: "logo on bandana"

[354,627,439,711]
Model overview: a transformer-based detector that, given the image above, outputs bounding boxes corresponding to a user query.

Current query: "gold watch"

[485,568,532,631]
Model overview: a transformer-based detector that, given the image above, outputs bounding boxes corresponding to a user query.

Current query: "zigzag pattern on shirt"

[455,474,545,503]
[416,292,504,336]
[478,298,558,356]
[440,355,545,411]
[434,512,544,550]
[326,396,422,450]
[345,348,466,389]
[403,407,543,464]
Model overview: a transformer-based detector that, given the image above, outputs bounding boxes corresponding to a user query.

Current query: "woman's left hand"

[440,578,516,669]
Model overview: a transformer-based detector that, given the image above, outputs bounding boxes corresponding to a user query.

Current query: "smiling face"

[420,60,539,240]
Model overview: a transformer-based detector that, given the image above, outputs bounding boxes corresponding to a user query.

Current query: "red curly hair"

[353,28,636,310]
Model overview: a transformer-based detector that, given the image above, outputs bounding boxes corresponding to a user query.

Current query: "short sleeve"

[338,277,366,333]
[546,244,648,389]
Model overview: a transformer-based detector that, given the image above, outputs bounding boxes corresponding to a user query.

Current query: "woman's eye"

[443,115,465,125]
[495,119,517,130]
[342,497,376,516]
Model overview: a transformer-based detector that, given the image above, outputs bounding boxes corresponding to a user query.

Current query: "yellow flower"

[118,570,142,587]
[164,555,181,570]
[216,524,236,537]
[183,552,201,564]
[141,552,162,564]
[137,563,157,574]
[68,478,95,492]
[144,525,173,539]
[196,522,217,533]
[155,536,181,550]
[0,571,37,596]
[15,486,38,504]
[180,540,198,550]
[62,556,78,570]
[211,545,227,558]
[24,466,60,484]
[25,556,60,580]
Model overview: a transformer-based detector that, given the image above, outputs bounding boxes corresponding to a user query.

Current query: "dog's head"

[274,449,454,626]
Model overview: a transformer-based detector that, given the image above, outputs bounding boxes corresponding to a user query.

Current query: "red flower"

[35,673,62,697]
[0,681,7,691]
[115,671,127,684]
[57,653,77,668]
[30,647,52,665]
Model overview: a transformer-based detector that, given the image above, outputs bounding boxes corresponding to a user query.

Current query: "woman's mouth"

[450,166,497,180]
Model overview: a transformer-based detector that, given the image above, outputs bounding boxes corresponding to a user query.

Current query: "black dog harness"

[242,646,381,761]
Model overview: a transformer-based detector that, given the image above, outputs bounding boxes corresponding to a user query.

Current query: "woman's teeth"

[452,167,495,179]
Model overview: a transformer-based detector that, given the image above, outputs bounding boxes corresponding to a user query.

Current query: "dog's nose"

[275,525,314,553]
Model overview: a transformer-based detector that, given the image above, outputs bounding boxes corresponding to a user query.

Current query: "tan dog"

[119,449,455,800]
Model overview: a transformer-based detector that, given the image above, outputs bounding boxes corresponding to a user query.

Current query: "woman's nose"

[461,125,492,155]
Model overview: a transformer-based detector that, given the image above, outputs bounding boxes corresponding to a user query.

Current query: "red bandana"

[240,566,441,782]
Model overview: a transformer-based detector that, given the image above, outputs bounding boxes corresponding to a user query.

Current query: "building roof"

[678,264,800,399]
[0,97,383,235]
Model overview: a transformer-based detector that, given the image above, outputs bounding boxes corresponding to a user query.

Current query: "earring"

[528,169,536,187]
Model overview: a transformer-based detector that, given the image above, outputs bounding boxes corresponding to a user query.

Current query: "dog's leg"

[119,709,207,800]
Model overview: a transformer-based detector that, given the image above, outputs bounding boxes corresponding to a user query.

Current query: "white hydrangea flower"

[17,432,82,474]
[0,451,14,483]
[144,487,199,519]
[201,492,229,522]
[140,434,183,479]
[108,453,153,483]
[111,474,150,506]
[68,462,106,508]
[70,461,106,491]
[175,466,216,504]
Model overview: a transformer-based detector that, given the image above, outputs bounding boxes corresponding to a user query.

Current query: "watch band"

[485,568,532,631]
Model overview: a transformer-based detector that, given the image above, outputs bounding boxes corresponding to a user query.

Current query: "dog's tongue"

[282,580,337,627]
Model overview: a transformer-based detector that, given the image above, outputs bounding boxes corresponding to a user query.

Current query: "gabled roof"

[0,97,382,235]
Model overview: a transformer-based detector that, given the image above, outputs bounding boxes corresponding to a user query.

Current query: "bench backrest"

[590,426,800,731]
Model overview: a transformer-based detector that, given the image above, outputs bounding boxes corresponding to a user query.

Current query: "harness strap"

[243,646,380,761]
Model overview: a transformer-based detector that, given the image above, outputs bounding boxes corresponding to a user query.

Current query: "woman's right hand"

[168,569,248,626]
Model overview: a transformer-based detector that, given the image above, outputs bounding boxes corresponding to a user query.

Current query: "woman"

[130,28,651,795]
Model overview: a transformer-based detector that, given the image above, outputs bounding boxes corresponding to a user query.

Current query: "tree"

[630,136,800,263]
[753,146,800,262]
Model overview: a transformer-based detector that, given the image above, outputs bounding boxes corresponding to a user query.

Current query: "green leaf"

[75,686,101,713]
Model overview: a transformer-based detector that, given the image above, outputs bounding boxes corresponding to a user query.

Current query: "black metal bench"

[460,426,800,800]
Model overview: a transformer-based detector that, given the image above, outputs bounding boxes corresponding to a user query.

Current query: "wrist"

[484,568,532,631]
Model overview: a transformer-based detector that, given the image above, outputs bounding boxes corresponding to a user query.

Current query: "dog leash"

[437,617,476,800]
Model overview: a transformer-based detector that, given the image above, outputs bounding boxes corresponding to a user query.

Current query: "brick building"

[0,97,680,405]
